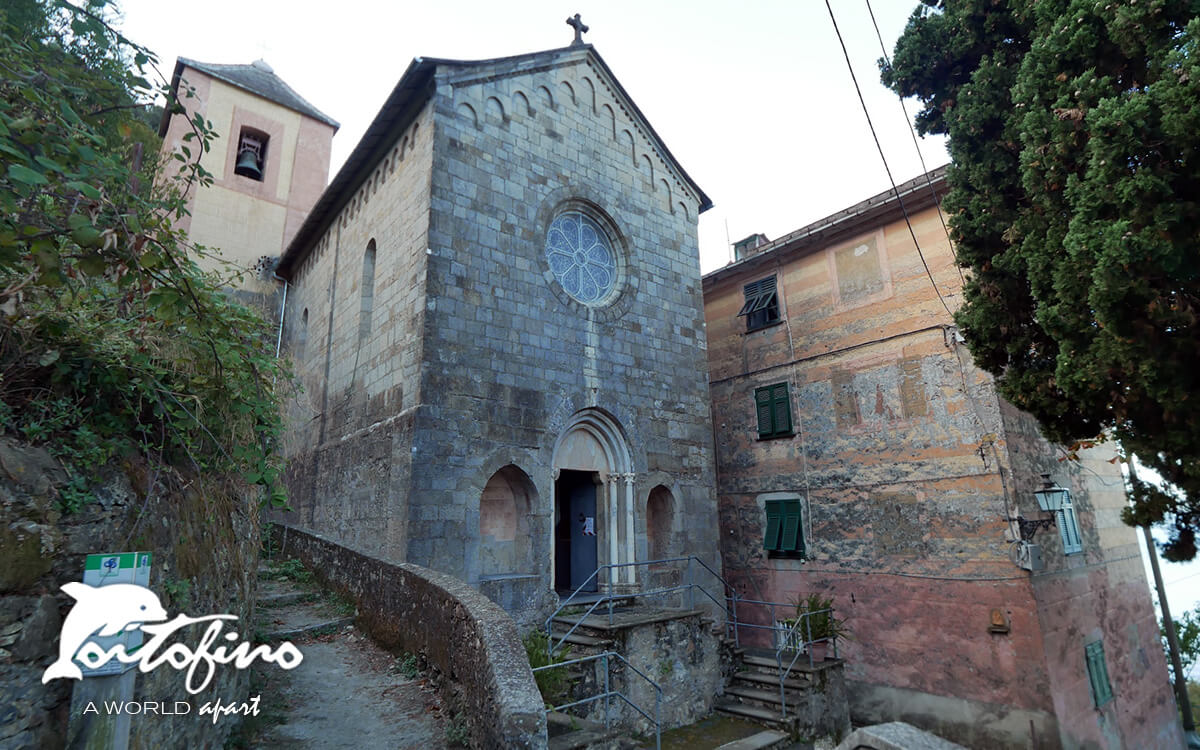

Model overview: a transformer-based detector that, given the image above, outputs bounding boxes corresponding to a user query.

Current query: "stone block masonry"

[273,523,548,749]
[275,44,722,628]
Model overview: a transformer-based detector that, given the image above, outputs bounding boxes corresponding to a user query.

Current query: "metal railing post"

[686,557,695,610]
[804,613,813,669]
[603,652,610,730]
[776,630,786,718]
[655,685,662,750]
[608,566,614,627]
[731,591,740,647]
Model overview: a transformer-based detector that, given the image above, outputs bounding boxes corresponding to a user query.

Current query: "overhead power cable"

[822,0,955,320]
[863,0,967,287]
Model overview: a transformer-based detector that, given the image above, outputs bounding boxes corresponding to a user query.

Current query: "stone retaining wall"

[0,438,258,750]
[273,523,548,749]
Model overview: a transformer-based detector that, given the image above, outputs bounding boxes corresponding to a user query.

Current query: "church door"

[555,470,598,593]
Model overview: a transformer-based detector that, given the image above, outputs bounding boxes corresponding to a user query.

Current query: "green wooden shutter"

[780,499,802,552]
[756,387,774,437]
[1057,501,1083,554]
[772,383,791,435]
[1085,641,1113,706]
[763,500,783,550]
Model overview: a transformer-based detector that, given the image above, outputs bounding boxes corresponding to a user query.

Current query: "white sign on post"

[79,552,152,676]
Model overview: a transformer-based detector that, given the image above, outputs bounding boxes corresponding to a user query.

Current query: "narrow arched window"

[296,307,308,362]
[359,240,376,342]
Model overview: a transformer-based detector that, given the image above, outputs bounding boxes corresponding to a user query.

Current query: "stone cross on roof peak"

[566,14,589,46]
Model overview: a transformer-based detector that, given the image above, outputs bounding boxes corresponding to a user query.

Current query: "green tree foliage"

[883,1,1200,558]
[1163,604,1200,685]
[0,0,289,509]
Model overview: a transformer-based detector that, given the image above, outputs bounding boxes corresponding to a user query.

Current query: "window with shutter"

[1056,492,1083,555]
[738,276,781,331]
[1085,641,1113,706]
[754,383,793,439]
[764,498,805,557]
[764,503,783,551]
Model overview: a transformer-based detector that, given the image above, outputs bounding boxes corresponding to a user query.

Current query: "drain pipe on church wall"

[273,272,288,357]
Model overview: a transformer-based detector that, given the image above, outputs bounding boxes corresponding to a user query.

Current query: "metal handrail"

[542,558,844,724]
[721,592,844,717]
[532,650,662,750]
[545,556,730,655]
[775,607,837,716]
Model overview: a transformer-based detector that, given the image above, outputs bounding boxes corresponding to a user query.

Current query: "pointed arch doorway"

[552,409,636,596]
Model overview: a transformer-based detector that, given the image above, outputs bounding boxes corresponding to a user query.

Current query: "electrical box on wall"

[1015,542,1044,572]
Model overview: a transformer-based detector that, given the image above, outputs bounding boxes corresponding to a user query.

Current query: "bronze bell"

[234,147,262,180]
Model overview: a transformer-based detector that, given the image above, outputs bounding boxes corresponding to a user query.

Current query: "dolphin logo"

[42,582,168,684]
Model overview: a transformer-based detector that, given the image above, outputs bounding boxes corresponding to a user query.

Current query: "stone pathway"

[247,564,451,749]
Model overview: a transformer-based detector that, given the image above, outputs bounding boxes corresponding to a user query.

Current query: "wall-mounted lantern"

[1018,474,1069,542]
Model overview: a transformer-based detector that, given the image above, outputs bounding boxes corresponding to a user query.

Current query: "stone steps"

[713,698,796,730]
[546,710,634,750]
[255,564,355,643]
[259,591,315,608]
[718,648,851,736]
[739,651,826,675]
[549,627,613,650]
[262,615,355,643]
[724,684,802,708]
[729,669,809,692]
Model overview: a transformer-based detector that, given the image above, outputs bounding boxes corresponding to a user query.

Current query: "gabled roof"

[157,58,339,137]
[276,44,711,278]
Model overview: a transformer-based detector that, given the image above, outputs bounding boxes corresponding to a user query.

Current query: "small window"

[764,499,804,557]
[296,308,308,362]
[738,275,780,330]
[1085,641,1113,707]
[359,240,376,342]
[234,127,268,181]
[1056,490,1083,555]
[755,383,792,439]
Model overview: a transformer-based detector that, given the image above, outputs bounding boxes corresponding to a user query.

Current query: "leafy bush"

[523,629,571,707]
[0,1,290,510]
[265,558,313,585]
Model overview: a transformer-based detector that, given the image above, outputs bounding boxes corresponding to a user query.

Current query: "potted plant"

[787,592,849,662]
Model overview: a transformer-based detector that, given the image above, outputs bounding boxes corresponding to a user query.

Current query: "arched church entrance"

[552,409,635,596]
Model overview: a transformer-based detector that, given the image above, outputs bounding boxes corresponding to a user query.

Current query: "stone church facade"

[271,42,720,624]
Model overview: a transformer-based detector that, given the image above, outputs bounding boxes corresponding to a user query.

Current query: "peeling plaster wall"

[702,200,1179,748]
[706,204,1031,747]
[1001,404,1181,750]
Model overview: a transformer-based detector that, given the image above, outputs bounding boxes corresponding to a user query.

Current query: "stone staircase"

[256,567,356,642]
[549,615,616,654]
[715,648,850,741]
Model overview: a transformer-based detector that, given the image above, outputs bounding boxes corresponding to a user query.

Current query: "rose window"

[545,211,617,304]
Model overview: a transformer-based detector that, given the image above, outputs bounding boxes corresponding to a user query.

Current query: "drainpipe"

[272,272,288,358]
[1132,458,1200,746]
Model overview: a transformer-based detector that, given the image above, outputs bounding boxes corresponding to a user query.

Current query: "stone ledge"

[835,721,967,750]
[273,522,548,749]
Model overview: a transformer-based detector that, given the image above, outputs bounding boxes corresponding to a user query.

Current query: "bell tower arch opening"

[551,408,637,596]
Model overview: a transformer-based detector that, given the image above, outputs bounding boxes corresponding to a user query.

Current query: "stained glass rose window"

[545,211,617,304]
